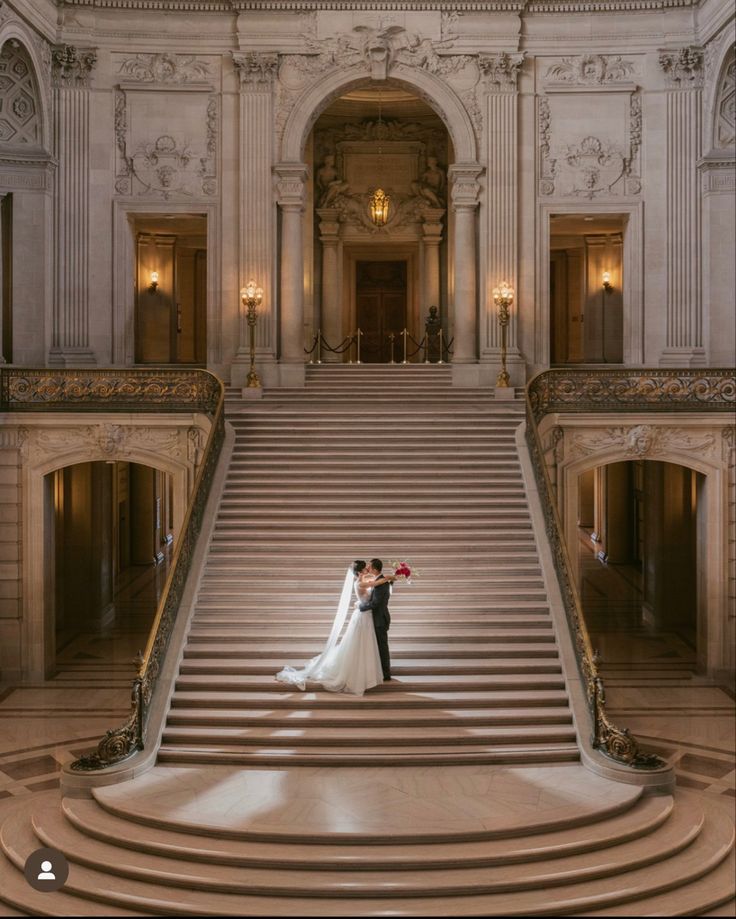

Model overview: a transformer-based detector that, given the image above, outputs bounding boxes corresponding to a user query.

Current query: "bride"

[276,560,394,696]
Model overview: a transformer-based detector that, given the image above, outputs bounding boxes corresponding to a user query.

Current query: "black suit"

[359,579,391,679]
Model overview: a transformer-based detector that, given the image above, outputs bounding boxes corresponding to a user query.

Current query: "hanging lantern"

[369,188,390,226]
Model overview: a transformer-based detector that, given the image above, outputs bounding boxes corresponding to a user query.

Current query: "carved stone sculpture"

[316,154,351,207]
[410,157,446,207]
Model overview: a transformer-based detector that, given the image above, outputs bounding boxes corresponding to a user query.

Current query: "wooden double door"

[355,260,407,363]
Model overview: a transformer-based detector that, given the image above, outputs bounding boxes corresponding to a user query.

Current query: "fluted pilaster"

[233,53,279,368]
[49,45,97,366]
[658,47,706,366]
[449,164,482,364]
[479,54,524,372]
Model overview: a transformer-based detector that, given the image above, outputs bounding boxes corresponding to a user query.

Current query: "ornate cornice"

[658,45,704,88]
[232,51,279,87]
[51,44,97,89]
[47,0,698,10]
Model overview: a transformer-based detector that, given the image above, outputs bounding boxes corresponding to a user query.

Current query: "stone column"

[232,53,279,385]
[317,208,341,361]
[421,208,444,314]
[275,163,308,384]
[448,164,482,366]
[48,45,97,367]
[658,47,706,367]
[479,54,525,380]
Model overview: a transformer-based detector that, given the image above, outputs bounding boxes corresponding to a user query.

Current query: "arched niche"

[0,24,50,154]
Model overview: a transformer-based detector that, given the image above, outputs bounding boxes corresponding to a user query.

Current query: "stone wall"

[0,0,733,381]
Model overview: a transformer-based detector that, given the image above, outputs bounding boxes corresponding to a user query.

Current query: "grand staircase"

[159,364,579,767]
[0,365,733,916]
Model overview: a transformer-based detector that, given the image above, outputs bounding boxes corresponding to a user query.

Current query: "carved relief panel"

[112,53,220,199]
[537,55,642,199]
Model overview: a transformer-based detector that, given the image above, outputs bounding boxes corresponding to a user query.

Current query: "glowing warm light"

[148,270,159,293]
[492,281,514,306]
[602,271,613,291]
[369,188,390,226]
[241,280,263,307]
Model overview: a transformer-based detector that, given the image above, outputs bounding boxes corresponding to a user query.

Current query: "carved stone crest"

[569,424,717,460]
[545,55,635,85]
[118,53,211,85]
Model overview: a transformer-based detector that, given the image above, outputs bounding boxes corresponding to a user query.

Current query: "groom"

[359,558,392,681]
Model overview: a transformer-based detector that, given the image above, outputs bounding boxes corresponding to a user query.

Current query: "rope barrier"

[306,329,453,363]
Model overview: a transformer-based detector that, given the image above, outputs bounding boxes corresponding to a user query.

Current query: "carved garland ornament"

[567,424,718,461]
[118,53,211,85]
[544,54,636,85]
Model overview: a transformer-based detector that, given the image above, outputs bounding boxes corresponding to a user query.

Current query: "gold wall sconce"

[602,271,613,292]
[148,271,159,294]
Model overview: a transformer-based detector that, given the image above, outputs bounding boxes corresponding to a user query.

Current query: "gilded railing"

[525,368,735,768]
[0,368,225,771]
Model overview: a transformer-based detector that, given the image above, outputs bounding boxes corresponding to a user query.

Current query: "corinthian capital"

[51,44,97,88]
[232,52,279,87]
[658,46,704,88]
[479,52,525,89]
[274,162,308,208]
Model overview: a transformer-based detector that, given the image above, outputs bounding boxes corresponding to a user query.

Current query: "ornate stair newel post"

[232,53,279,386]
[658,46,706,367]
[448,163,483,365]
[275,162,308,385]
[49,45,97,366]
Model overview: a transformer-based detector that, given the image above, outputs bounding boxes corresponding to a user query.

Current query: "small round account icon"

[24,847,69,892]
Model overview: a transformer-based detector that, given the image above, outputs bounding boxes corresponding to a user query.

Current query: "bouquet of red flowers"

[390,560,416,585]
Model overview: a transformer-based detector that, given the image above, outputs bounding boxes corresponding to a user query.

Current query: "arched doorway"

[44,461,174,679]
[576,459,705,675]
[276,67,481,371]
[308,84,453,360]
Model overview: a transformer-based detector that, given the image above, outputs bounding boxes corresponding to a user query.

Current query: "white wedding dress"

[276,570,384,696]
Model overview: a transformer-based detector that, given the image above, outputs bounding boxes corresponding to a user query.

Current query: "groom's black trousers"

[375,625,391,679]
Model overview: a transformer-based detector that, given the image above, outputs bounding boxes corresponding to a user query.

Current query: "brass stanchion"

[389,332,395,364]
[424,333,430,363]
[356,327,362,364]
[401,328,408,364]
[438,327,445,365]
[316,328,322,364]
[240,280,263,388]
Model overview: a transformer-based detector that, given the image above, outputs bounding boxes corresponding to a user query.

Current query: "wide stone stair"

[159,364,578,767]
[0,365,732,916]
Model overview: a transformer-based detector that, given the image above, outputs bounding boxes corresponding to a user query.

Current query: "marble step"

[168,690,571,710]
[186,630,556,643]
[156,744,581,767]
[177,659,563,676]
[182,643,558,658]
[166,706,574,727]
[7,794,733,916]
[161,723,577,747]
[26,798,702,898]
[60,792,671,870]
[173,674,567,692]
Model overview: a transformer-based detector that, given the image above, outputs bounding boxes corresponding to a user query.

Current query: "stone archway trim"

[14,416,209,681]
[280,63,478,165]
